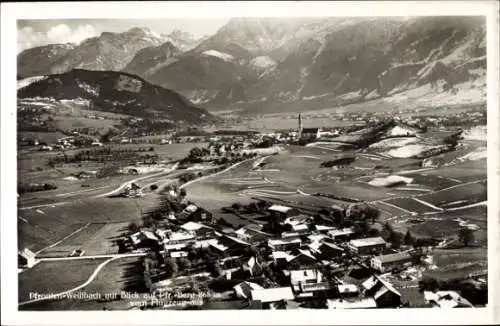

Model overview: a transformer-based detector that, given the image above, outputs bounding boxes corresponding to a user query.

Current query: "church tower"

[298,113,303,139]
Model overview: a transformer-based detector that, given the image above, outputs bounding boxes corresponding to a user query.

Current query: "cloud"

[18,23,98,53]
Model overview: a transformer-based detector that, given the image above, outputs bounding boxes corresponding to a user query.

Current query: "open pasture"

[383,197,441,214]
[38,221,131,257]
[307,142,354,151]
[53,116,121,134]
[424,248,487,280]
[18,258,108,303]
[19,256,144,311]
[398,173,462,191]
[425,159,486,183]
[18,220,88,253]
[18,196,156,252]
[18,131,67,145]
[391,205,486,246]
[302,180,396,202]
[417,181,486,208]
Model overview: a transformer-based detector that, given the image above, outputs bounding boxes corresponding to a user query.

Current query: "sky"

[17,19,230,52]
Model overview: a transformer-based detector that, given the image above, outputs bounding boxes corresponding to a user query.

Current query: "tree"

[179,188,187,198]
[164,258,178,278]
[231,202,242,211]
[404,230,415,246]
[150,184,158,191]
[419,277,440,292]
[458,228,475,247]
[364,206,380,224]
[189,147,203,158]
[127,222,140,234]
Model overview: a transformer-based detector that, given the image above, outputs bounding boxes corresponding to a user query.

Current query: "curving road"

[18,252,146,307]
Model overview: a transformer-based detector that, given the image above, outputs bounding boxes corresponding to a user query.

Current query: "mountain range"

[17,69,215,124]
[18,17,486,115]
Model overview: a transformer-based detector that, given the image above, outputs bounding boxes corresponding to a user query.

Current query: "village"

[102,188,483,310]
[18,108,488,310]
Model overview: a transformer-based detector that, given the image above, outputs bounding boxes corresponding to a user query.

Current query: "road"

[18,252,146,307]
[35,223,91,255]
[18,167,181,210]
[37,252,146,262]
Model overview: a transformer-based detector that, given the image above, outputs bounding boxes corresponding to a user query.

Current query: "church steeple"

[298,113,303,139]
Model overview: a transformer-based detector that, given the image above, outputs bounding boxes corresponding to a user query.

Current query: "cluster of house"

[38,134,102,151]
[124,202,458,309]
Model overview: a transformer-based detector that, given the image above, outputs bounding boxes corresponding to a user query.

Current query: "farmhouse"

[310,242,344,260]
[250,287,295,306]
[131,231,160,249]
[290,269,325,292]
[361,275,401,308]
[272,251,295,267]
[315,224,336,233]
[327,228,355,242]
[18,248,37,268]
[286,249,318,269]
[180,221,215,238]
[123,183,142,197]
[162,230,195,245]
[300,128,322,140]
[209,242,230,254]
[370,252,413,273]
[240,256,263,277]
[268,237,302,251]
[347,237,387,255]
[268,204,300,225]
[217,235,251,255]
[234,225,272,243]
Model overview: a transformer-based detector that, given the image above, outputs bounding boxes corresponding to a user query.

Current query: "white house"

[251,287,295,303]
[18,248,37,268]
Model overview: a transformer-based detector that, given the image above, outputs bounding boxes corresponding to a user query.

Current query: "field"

[19,196,157,252]
[384,197,442,215]
[21,256,145,311]
[18,258,108,303]
[418,181,486,208]
[424,248,487,280]
[52,116,122,134]
[38,221,132,257]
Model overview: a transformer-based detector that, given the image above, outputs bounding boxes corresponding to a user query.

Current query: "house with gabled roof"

[234,225,272,244]
[327,227,355,242]
[250,287,295,308]
[361,275,401,308]
[180,221,215,238]
[370,252,413,273]
[268,237,302,251]
[242,256,264,277]
[286,249,318,270]
[347,237,387,255]
[309,241,344,260]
